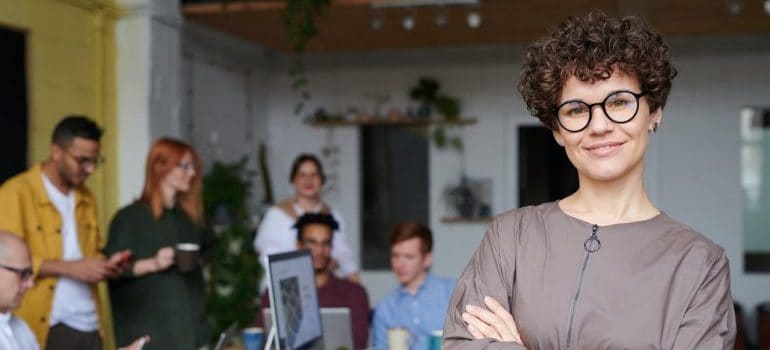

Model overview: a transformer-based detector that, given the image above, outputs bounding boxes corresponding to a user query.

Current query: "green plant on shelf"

[408,77,464,151]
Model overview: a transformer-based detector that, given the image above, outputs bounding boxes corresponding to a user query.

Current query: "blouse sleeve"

[103,208,137,280]
[254,207,286,257]
[671,250,736,350]
[442,215,527,350]
[330,210,359,276]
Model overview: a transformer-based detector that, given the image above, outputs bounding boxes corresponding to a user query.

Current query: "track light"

[726,0,743,15]
[402,13,415,31]
[372,11,383,30]
[466,9,481,28]
[434,6,448,27]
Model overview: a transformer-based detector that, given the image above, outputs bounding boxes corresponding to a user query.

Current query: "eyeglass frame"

[176,161,197,172]
[553,90,647,133]
[64,150,106,169]
[0,264,34,281]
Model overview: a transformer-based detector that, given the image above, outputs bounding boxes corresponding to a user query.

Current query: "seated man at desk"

[371,221,456,350]
[257,213,370,349]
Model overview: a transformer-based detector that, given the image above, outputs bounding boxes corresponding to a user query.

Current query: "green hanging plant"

[283,0,331,115]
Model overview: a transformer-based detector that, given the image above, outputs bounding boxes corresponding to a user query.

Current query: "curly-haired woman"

[443,12,735,350]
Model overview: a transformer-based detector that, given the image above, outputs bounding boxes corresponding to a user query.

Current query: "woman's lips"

[584,141,624,157]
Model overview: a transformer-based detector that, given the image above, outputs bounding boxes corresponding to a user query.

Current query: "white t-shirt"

[0,312,40,350]
[253,204,358,279]
[41,175,99,332]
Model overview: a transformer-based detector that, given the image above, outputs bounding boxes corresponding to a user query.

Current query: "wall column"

[115,0,183,205]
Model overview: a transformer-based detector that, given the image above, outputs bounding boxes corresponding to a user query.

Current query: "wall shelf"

[441,216,492,224]
[306,117,477,127]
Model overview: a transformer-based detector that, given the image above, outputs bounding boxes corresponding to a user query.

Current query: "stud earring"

[652,122,658,133]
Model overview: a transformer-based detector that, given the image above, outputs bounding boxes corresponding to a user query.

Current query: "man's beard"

[314,259,331,274]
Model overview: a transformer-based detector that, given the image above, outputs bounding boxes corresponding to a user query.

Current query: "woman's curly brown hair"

[518,11,677,130]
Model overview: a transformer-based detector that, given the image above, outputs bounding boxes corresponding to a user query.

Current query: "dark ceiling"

[183,0,770,53]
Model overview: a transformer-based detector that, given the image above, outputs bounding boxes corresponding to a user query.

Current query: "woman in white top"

[254,154,359,281]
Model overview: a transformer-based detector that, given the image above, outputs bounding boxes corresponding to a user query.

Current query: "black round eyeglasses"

[554,90,647,133]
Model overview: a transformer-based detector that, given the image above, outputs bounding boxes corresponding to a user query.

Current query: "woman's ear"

[649,107,663,132]
[552,130,565,147]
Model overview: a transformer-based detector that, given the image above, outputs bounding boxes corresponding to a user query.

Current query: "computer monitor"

[266,250,323,350]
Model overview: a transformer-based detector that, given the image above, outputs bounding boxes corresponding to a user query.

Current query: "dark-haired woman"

[254,154,359,282]
[104,138,210,349]
[443,12,735,350]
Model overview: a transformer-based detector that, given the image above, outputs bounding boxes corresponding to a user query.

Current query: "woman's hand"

[153,247,175,271]
[462,296,523,344]
[119,335,150,350]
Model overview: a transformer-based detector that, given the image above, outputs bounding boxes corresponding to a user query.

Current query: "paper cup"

[242,327,264,350]
[429,330,443,350]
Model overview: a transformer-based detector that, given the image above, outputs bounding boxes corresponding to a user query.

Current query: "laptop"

[264,307,354,350]
[213,323,239,350]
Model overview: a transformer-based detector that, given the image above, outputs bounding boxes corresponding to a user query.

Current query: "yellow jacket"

[0,164,105,346]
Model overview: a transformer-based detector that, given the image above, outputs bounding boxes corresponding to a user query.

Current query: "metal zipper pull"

[583,224,601,253]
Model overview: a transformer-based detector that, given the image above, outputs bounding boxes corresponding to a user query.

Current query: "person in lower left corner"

[0,230,149,350]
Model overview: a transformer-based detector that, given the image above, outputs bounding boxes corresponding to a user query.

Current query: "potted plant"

[202,159,262,343]
[409,77,440,118]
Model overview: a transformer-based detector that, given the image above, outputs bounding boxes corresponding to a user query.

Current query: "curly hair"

[518,11,677,130]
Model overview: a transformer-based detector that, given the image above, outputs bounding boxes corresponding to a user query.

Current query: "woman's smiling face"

[552,70,662,183]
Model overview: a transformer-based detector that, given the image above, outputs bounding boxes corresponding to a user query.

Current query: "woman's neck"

[560,170,658,225]
[161,185,176,209]
[295,195,320,212]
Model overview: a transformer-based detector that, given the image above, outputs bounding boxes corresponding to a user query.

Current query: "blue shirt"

[371,273,456,350]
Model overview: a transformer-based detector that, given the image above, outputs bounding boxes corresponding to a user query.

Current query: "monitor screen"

[266,250,323,350]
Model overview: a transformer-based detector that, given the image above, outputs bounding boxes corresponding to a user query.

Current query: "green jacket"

[104,202,210,349]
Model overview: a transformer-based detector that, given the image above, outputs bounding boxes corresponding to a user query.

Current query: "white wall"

[181,22,272,210]
[116,0,183,205]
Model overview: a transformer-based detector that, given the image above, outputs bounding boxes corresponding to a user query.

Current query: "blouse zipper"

[565,224,600,349]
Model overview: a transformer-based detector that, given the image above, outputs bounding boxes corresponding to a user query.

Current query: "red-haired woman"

[104,138,210,350]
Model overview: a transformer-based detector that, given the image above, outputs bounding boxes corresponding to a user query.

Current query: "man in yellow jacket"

[0,116,130,350]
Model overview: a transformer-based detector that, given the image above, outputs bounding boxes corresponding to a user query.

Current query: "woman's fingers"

[465,304,510,340]
[467,324,484,339]
[462,311,502,341]
[483,296,522,343]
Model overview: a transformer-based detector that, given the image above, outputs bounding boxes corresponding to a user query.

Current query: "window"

[361,127,429,269]
[741,107,770,272]
[518,126,578,206]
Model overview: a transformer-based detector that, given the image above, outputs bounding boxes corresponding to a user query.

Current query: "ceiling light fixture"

[371,0,478,9]
[466,8,481,28]
[764,0,770,14]
[726,0,743,15]
[402,12,416,31]
[434,6,448,27]
[372,10,384,30]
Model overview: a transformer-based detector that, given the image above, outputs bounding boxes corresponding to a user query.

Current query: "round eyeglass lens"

[557,101,591,132]
[604,91,639,123]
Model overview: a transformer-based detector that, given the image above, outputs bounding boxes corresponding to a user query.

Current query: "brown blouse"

[443,202,735,350]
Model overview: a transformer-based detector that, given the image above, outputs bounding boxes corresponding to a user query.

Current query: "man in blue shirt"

[371,221,456,350]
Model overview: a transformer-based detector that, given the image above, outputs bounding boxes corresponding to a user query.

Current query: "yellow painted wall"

[0,0,119,348]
